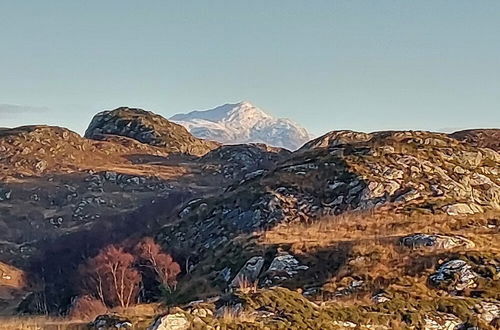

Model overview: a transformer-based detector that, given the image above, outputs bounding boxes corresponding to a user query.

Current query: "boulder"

[88,315,132,329]
[443,203,482,216]
[334,279,365,297]
[400,234,475,250]
[230,256,265,288]
[372,293,391,304]
[429,259,478,292]
[474,301,500,324]
[262,253,308,285]
[422,312,463,330]
[148,313,191,330]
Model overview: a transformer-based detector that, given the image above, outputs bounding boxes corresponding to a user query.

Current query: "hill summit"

[85,107,219,156]
[170,101,313,150]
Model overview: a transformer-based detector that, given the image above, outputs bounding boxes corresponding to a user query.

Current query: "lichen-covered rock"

[299,130,372,150]
[474,301,500,324]
[85,107,219,156]
[443,203,483,216]
[148,313,191,330]
[422,312,463,330]
[429,259,478,292]
[400,234,475,249]
[230,256,265,288]
[372,293,391,304]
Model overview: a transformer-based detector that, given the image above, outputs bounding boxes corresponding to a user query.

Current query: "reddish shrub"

[134,237,181,291]
[68,294,107,320]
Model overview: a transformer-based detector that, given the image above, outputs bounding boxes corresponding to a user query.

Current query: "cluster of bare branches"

[75,237,180,311]
[134,237,181,293]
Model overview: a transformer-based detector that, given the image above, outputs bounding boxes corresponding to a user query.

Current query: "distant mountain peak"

[170,102,312,150]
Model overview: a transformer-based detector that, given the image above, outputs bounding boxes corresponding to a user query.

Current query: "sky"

[1,1,499,136]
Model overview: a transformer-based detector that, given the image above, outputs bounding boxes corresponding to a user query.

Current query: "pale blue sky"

[1,1,499,136]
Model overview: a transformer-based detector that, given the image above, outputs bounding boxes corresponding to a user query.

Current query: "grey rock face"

[88,315,132,329]
[201,143,290,181]
[334,279,365,297]
[230,256,265,288]
[0,188,11,201]
[263,253,308,285]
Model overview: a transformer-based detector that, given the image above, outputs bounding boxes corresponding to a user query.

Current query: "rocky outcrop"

[299,130,372,150]
[422,312,463,330]
[262,253,309,286]
[400,234,475,249]
[201,143,290,182]
[88,314,132,329]
[449,129,500,151]
[429,259,479,292]
[160,130,500,263]
[0,262,28,316]
[148,313,190,330]
[230,256,264,288]
[85,107,219,156]
[475,301,500,324]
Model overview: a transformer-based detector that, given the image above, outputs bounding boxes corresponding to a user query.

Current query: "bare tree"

[134,237,181,292]
[78,245,141,308]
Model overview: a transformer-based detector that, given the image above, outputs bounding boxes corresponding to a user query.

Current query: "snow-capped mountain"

[170,101,313,150]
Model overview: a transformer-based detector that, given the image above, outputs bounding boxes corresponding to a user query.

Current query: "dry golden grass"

[219,307,257,324]
[236,278,259,294]
[261,210,499,247]
[0,303,166,330]
[0,317,86,330]
[259,209,500,301]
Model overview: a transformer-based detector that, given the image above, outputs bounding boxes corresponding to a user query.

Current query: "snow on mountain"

[170,101,313,150]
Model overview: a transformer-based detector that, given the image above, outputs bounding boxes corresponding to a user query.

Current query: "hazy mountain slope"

[170,101,313,150]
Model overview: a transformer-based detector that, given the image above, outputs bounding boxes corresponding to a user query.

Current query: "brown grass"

[261,210,499,247]
[0,303,166,330]
[0,317,86,330]
[259,209,500,300]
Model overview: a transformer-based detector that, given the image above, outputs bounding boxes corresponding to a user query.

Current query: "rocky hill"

[0,109,292,316]
[0,116,499,329]
[449,129,500,151]
[153,130,500,329]
[171,101,313,150]
[85,107,219,156]
[163,130,499,251]
[0,125,171,179]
